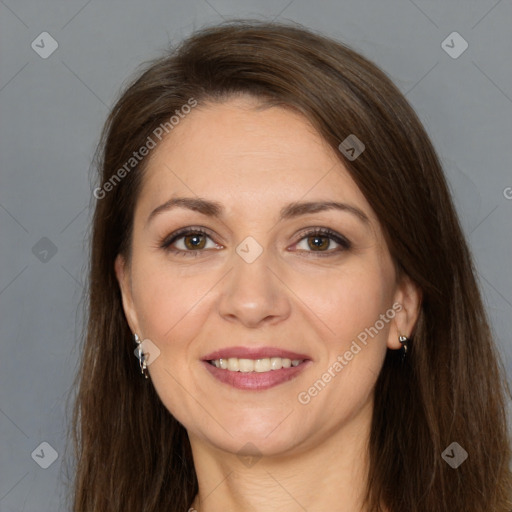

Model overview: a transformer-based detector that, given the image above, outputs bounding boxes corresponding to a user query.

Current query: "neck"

[188,399,374,512]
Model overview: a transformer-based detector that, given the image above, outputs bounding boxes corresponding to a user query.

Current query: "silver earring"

[134,333,149,379]
[399,334,409,361]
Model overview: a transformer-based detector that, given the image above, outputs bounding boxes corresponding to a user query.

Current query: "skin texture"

[115,96,421,511]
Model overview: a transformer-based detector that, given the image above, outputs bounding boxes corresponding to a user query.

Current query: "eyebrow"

[146,196,370,227]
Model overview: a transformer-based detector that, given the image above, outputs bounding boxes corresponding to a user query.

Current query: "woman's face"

[116,96,418,457]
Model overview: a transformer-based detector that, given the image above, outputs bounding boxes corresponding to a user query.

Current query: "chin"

[190,415,309,458]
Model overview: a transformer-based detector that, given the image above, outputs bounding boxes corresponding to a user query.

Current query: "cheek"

[293,271,392,422]
[292,256,394,401]
[293,257,395,346]
[129,258,215,422]
[130,255,215,344]
[128,252,228,426]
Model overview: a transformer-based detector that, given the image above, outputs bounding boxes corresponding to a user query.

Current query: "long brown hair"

[68,20,511,511]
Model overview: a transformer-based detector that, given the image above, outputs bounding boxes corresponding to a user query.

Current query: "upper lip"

[202,346,311,361]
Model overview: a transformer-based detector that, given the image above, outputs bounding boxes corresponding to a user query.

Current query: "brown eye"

[161,227,222,256]
[293,228,351,256]
[183,233,207,250]
[306,235,330,251]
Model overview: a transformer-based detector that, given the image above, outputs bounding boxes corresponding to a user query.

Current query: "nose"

[217,249,291,329]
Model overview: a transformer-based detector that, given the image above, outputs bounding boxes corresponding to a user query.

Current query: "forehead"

[137,97,374,222]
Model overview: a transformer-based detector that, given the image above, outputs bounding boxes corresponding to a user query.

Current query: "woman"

[69,20,511,511]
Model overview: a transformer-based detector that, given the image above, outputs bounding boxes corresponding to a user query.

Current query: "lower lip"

[202,360,311,390]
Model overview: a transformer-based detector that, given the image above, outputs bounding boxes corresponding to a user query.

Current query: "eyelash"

[159,226,351,258]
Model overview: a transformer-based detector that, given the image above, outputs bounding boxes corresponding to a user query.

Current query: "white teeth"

[239,359,254,372]
[227,357,239,371]
[209,356,304,372]
[270,357,283,370]
[254,358,271,372]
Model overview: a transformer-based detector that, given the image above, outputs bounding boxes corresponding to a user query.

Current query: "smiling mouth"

[208,357,305,372]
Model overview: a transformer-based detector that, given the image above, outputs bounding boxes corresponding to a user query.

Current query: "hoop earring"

[134,333,149,379]
[399,334,409,361]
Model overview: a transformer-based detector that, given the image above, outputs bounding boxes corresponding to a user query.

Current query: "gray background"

[0,0,511,510]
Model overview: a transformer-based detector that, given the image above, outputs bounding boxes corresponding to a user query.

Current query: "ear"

[114,254,141,336]
[386,274,422,350]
